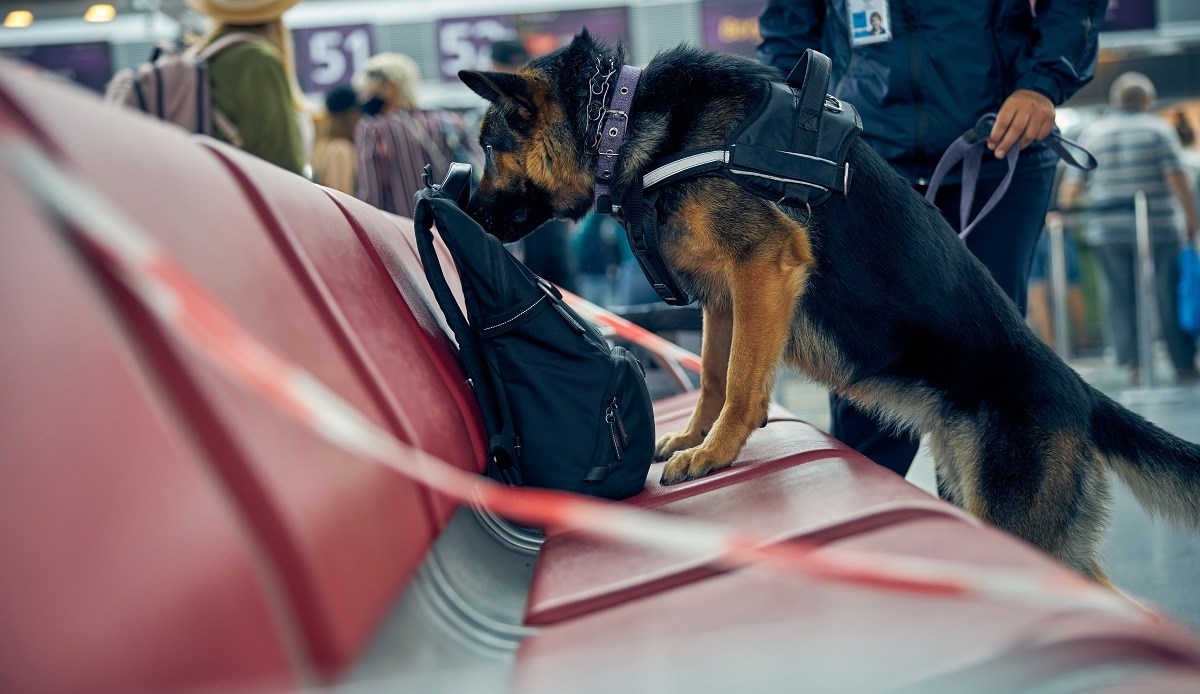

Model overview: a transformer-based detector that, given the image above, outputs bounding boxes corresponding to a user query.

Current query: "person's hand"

[988,89,1056,159]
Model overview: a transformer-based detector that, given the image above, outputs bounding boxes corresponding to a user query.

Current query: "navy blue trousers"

[829,164,1057,477]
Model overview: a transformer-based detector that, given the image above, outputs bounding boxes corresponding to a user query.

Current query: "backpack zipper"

[609,397,630,447]
[605,405,624,460]
[606,351,632,454]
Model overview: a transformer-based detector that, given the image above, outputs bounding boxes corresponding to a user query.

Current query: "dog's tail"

[1091,390,1200,529]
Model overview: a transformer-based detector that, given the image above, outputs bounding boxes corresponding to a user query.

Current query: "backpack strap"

[211,109,244,147]
[412,191,524,486]
[195,32,269,61]
[192,33,268,146]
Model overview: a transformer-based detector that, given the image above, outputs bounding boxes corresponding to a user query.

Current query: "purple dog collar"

[593,64,642,215]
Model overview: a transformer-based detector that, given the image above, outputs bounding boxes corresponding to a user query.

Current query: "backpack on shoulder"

[413,163,654,500]
[104,33,261,147]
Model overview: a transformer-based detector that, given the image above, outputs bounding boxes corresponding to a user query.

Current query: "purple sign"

[437,7,629,83]
[292,23,374,93]
[1103,0,1156,32]
[701,0,764,58]
[0,42,112,92]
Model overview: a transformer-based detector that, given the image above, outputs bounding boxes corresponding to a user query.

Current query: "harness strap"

[623,178,693,305]
[925,114,1098,239]
[641,144,846,197]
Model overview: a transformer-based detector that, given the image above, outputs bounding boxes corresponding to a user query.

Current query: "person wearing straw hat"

[187,0,308,175]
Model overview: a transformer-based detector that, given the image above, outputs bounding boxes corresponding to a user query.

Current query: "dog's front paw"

[654,430,704,462]
[659,446,734,485]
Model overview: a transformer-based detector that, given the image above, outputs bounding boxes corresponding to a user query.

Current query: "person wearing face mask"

[353,53,479,218]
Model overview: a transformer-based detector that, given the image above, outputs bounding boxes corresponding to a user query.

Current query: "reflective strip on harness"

[727,169,829,191]
[643,149,727,190]
[0,137,1145,620]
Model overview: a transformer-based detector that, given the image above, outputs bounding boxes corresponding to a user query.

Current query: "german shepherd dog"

[459,31,1200,579]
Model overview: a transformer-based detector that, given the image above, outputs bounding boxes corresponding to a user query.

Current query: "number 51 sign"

[292,24,375,94]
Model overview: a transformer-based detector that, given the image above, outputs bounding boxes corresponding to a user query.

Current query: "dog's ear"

[565,29,600,63]
[571,28,596,51]
[459,70,534,113]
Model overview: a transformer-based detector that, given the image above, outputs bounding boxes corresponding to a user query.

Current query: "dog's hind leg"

[660,237,809,484]
[928,424,974,509]
[655,303,732,461]
[949,426,1112,576]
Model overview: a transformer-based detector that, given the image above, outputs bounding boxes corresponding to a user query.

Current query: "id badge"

[848,0,892,46]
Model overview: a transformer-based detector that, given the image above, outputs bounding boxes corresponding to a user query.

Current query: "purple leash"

[925,113,1098,239]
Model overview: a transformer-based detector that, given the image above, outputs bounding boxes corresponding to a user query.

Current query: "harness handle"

[785,49,833,134]
[925,114,1097,239]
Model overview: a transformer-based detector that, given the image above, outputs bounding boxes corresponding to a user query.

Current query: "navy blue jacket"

[758,0,1108,183]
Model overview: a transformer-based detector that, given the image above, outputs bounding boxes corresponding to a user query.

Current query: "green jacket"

[206,33,305,175]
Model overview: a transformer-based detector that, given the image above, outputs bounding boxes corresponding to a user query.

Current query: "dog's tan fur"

[653,188,814,483]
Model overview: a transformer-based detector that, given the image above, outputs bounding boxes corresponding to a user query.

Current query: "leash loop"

[925,113,1097,240]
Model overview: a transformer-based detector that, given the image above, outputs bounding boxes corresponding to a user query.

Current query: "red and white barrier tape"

[2,139,1143,619]
[564,294,702,373]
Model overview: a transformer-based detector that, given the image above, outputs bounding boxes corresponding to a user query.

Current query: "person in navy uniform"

[758,0,1109,476]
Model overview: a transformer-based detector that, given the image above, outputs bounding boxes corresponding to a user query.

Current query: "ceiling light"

[83,4,116,23]
[3,10,34,28]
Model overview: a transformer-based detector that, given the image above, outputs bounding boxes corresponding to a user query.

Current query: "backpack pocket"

[582,346,655,499]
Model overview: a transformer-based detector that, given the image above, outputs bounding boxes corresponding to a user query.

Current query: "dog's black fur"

[460,31,1200,578]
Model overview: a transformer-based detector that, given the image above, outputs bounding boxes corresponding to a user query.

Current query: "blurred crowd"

[186,0,642,305]
[1036,74,1200,386]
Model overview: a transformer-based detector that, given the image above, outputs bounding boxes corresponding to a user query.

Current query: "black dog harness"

[593,50,862,305]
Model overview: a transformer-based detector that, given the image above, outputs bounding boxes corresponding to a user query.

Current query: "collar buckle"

[592,64,643,214]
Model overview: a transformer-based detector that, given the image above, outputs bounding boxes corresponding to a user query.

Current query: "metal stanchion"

[1134,191,1156,390]
[1046,215,1071,361]
[1122,192,1194,406]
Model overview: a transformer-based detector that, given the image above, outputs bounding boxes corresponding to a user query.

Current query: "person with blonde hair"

[354,52,478,218]
[187,0,308,174]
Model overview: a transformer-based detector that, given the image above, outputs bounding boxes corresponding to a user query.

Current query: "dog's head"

[459,30,618,242]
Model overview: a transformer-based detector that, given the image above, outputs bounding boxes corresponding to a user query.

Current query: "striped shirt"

[354,109,472,219]
[1063,111,1184,245]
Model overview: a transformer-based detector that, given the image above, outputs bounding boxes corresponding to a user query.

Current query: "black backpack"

[412,164,654,499]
